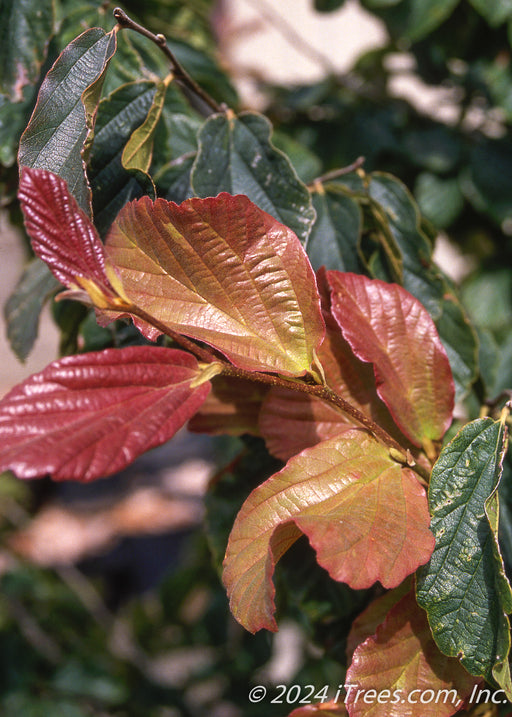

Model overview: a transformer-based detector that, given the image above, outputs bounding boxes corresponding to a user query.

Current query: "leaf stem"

[127,307,430,481]
[113,7,225,115]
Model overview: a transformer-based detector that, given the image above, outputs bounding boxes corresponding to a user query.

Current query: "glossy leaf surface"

[346,590,479,717]
[223,430,433,633]
[0,347,210,482]
[192,111,315,244]
[105,193,325,375]
[18,26,117,214]
[416,418,512,695]
[327,271,454,447]
[0,0,54,101]
[18,167,112,295]
[4,257,59,361]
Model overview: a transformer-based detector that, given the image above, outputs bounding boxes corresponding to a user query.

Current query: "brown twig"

[309,157,366,189]
[113,7,225,115]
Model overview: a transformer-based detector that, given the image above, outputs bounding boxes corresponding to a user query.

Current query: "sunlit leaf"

[18,167,113,298]
[0,0,55,101]
[192,111,316,244]
[121,78,168,176]
[18,26,118,214]
[326,271,454,449]
[4,257,59,361]
[223,430,433,633]
[0,347,210,482]
[416,417,512,695]
[105,193,325,375]
[346,590,479,717]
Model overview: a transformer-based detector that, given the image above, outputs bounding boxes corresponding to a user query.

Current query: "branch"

[309,157,366,190]
[218,363,431,482]
[113,7,225,116]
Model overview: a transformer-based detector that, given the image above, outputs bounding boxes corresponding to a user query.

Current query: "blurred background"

[1,0,511,715]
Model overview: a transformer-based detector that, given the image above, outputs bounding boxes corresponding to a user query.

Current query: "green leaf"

[307,186,363,273]
[415,173,464,229]
[0,89,34,167]
[121,78,168,177]
[4,258,59,361]
[89,80,158,236]
[105,193,325,376]
[223,430,433,633]
[18,26,118,214]
[191,111,316,244]
[416,417,512,694]
[469,0,512,26]
[367,172,478,400]
[0,0,55,101]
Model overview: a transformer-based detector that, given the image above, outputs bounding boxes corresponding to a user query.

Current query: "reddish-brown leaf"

[259,270,409,461]
[104,193,325,375]
[0,347,210,482]
[223,431,433,633]
[188,375,268,436]
[18,167,114,298]
[346,580,412,662]
[345,590,479,717]
[326,271,454,447]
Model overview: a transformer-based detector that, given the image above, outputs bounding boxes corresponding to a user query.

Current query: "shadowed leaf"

[0,347,210,482]
[189,375,268,436]
[4,257,59,361]
[223,430,433,633]
[105,193,325,375]
[0,0,55,101]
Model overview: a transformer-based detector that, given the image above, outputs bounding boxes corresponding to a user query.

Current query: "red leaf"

[345,590,479,717]
[223,431,433,633]
[18,167,115,299]
[104,193,325,375]
[0,346,210,482]
[326,271,454,448]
